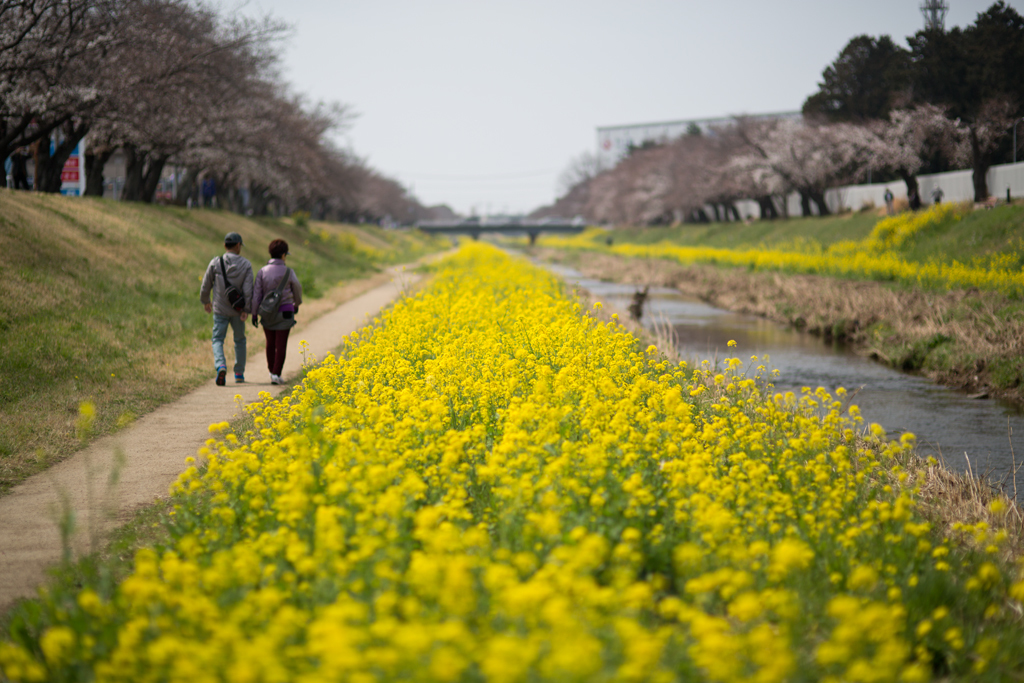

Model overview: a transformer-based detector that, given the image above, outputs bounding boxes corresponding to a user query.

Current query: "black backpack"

[219,256,245,312]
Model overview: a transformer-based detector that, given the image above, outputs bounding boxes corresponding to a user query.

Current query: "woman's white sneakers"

[270,374,282,385]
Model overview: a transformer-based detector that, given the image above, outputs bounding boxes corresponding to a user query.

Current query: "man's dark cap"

[224,232,243,246]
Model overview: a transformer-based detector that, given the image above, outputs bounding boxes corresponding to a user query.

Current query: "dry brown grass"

[890,445,1024,563]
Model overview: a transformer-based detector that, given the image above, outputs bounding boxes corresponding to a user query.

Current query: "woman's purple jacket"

[252,258,303,314]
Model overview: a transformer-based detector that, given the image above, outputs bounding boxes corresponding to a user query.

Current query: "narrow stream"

[547,262,1024,496]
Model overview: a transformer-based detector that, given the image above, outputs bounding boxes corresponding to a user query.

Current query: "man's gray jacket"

[200,252,254,316]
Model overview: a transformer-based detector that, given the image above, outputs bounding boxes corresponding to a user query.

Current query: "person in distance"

[251,238,302,385]
[200,232,253,386]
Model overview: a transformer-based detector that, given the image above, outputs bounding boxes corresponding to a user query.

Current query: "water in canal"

[546,263,1024,496]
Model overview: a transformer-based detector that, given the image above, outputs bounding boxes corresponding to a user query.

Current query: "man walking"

[200,232,253,385]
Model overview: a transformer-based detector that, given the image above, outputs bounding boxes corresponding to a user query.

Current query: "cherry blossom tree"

[961,97,1017,200]
[734,118,874,216]
[1,0,417,218]
[0,0,126,189]
[557,151,606,196]
[91,2,290,202]
[584,144,678,225]
[864,103,967,203]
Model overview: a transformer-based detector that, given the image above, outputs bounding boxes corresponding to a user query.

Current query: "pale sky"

[231,0,1017,216]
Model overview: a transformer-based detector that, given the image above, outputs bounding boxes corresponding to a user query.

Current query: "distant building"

[596,111,801,167]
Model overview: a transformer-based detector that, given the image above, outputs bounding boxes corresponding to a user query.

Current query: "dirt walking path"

[0,267,420,610]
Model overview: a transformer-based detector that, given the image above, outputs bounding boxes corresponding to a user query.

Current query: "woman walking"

[252,239,303,385]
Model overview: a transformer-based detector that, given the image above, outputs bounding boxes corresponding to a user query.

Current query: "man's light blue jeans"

[212,314,246,375]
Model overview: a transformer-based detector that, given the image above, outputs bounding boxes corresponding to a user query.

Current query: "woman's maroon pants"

[264,328,290,375]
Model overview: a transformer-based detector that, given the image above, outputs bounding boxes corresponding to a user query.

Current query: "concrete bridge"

[417,219,586,245]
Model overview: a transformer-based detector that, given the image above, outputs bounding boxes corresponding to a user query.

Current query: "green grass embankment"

[538,204,1024,402]
[604,210,882,249]
[598,203,1024,263]
[0,191,442,493]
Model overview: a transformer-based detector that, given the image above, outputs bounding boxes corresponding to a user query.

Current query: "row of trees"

[542,2,1024,224]
[0,0,432,222]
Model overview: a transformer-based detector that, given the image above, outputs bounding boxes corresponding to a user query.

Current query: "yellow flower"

[39,627,76,665]
[7,242,1023,681]
[768,538,814,581]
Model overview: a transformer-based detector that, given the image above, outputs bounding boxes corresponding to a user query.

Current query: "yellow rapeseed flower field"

[545,204,1024,297]
[2,243,1023,681]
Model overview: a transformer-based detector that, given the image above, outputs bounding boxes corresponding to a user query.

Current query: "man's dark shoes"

[216,368,227,386]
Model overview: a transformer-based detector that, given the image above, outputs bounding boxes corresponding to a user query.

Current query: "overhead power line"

[397,168,559,182]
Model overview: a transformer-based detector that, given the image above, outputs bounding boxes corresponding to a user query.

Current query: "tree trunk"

[30,135,52,192]
[971,167,990,204]
[898,171,920,208]
[0,119,7,187]
[756,196,775,220]
[810,190,831,216]
[774,195,788,219]
[36,121,89,193]
[969,127,991,202]
[122,144,146,201]
[249,182,269,215]
[212,172,233,210]
[799,191,812,217]
[0,117,5,187]
[35,130,61,193]
[0,113,41,186]
[710,203,721,222]
[175,166,200,204]
[140,154,169,203]
[84,148,113,196]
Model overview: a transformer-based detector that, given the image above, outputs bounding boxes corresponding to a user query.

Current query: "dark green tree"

[803,35,912,122]
[910,1,1024,200]
[626,139,662,156]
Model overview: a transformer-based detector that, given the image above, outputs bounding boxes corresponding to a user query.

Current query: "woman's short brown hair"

[268,239,289,259]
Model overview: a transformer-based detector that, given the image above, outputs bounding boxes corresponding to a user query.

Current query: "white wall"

[825,161,1024,213]
[717,161,1024,221]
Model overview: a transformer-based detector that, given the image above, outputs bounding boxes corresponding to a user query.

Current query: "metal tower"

[921,0,949,31]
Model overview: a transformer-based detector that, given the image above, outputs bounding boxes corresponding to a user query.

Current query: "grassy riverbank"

[594,202,1024,263]
[600,209,882,249]
[537,204,1024,403]
[0,190,442,494]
